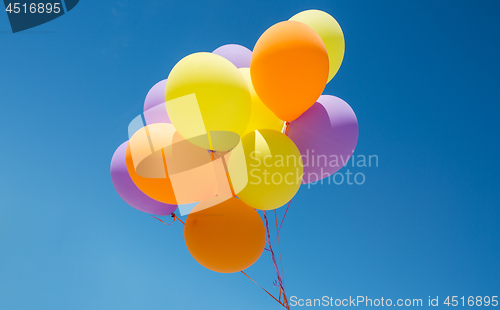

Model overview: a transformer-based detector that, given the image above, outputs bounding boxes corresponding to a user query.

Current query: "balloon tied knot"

[152,213,184,226]
[284,122,291,136]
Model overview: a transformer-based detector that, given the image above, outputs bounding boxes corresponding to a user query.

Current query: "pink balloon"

[288,95,359,184]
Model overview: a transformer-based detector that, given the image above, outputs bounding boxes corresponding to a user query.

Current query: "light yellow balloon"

[239,68,284,136]
[165,52,251,151]
[290,9,345,82]
[228,129,303,210]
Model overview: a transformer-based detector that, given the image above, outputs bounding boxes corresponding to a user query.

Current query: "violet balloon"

[143,79,171,125]
[288,95,359,184]
[144,102,171,125]
[110,141,177,215]
[144,79,167,111]
[212,44,252,68]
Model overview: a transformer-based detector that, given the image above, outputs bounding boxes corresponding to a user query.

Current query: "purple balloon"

[212,44,252,68]
[144,79,167,112]
[144,102,171,126]
[288,95,359,184]
[110,141,177,215]
[143,79,171,125]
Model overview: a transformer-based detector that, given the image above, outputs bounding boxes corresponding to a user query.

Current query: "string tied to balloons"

[284,121,291,136]
[263,210,290,309]
[110,8,356,309]
[152,213,185,226]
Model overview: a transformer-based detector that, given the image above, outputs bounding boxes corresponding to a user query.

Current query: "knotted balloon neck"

[152,213,184,226]
[284,122,291,136]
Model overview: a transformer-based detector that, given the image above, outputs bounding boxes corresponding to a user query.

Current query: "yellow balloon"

[239,68,284,136]
[165,52,251,151]
[290,9,345,82]
[228,129,303,210]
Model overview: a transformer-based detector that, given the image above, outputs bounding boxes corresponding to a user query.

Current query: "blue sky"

[1,1,499,309]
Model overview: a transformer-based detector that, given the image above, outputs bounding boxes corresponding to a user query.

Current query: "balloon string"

[275,209,285,290]
[210,150,236,197]
[284,121,290,136]
[217,151,236,197]
[240,271,286,308]
[174,214,185,225]
[152,214,175,225]
[263,211,290,310]
[225,172,236,197]
[153,213,184,226]
[273,199,292,245]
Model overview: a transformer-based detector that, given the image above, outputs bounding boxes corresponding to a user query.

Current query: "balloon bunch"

[110,9,358,309]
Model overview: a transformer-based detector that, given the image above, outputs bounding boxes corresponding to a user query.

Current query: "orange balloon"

[184,196,266,273]
[125,142,178,205]
[250,21,329,121]
[125,123,227,205]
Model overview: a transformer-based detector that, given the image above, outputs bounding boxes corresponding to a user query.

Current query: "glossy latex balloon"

[288,95,358,184]
[125,127,178,205]
[212,44,252,68]
[239,68,283,136]
[125,123,222,205]
[250,21,329,121]
[290,10,345,82]
[184,196,266,273]
[165,52,251,151]
[143,79,171,125]
[110,141,177,215]
[144,102,171,126]
[228,129,303,210]
[144,79,167,112]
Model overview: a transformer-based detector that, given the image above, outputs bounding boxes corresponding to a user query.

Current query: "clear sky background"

[1,1,499,309]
